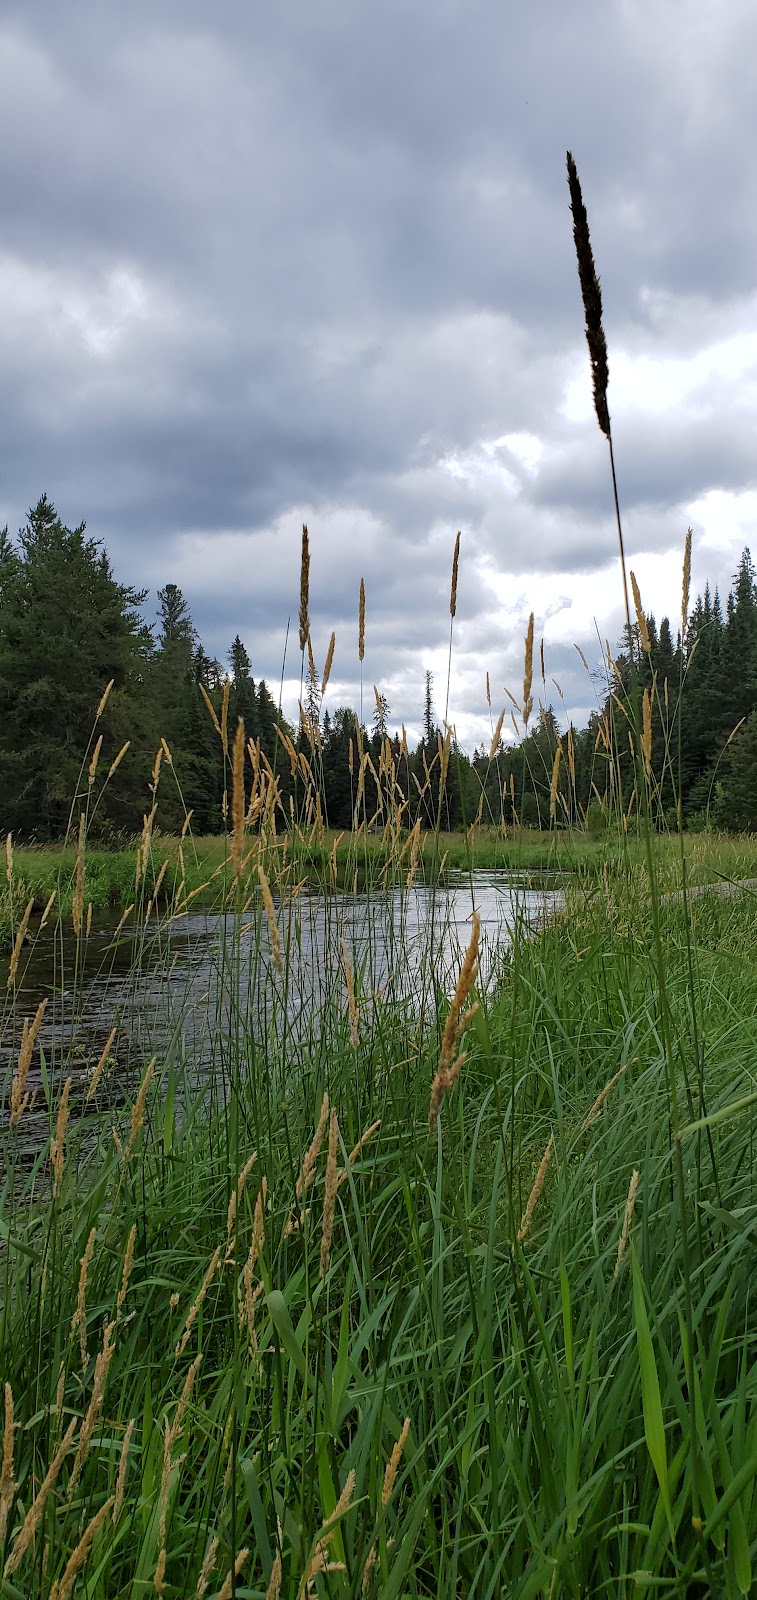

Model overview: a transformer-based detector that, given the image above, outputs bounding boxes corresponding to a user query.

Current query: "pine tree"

[0,496,152,837]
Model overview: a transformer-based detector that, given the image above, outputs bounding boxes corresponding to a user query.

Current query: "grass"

[2,820,757,1597]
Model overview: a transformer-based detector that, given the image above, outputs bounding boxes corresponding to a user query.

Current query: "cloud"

[1,0,757,746]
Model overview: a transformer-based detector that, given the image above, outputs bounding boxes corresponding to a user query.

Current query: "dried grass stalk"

[96,679,114,720]
[642,688,653,775]
[517,1134,555,1243]
[50,1077,72,1198]
[488,709,505,760]
[113,1417,134,1523]
[176,1249,221,1357]
[116,1223,137,1318]
[338,1119,381,1187]
[630,572,651,653]
[296,1092,330,1202]
[125,1057,156,1158]
[450,532,460,618]
[299,525,310,652]
[71,1226,97,1369]
[194,1536,220,1600]
[49,1495,115,1600]
[322,631,336,694]
[68,1319,117,1494]
[265,1545,283,1600]
[10,998,46,1126]
[341,939,359,1049]
[7,896,34,987]
[226,1152,258,1252]
[682,527,692,637]
[88,734,103,788]
[300,1473,356,1597]
[258,866,282,972]
[319,1109,340,1277]
[615,1169,640,1276]
[0,1383,16,1543]
[106,741,130,781]
[549,742,562,822]
[522,614,534,728]
[362,1418,411,1591]
[85,1030,116,1107]
[582,1064,627,1130]
[3,1419,76,1577]
[428,913,480,1133]
[231,717,246,881]
[217,1549,250,1600]
[566,150,610,439]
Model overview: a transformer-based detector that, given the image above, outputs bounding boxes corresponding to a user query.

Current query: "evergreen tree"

[0,496,152,837]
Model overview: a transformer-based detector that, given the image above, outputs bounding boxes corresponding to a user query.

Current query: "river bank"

[5,823,757,952]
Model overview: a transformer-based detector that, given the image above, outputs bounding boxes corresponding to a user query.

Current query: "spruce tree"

[0,496,152,837]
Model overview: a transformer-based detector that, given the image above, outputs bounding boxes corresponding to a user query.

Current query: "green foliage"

[0,496,153,837]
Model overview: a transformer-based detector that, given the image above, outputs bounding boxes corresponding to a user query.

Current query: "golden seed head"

[642,687,653,774]
[322,631,336,694]
[428,912,480,1133]
[517,1133,555,1244]
[630,571,651,653]
[682,526,692,636]
[95,678,114,720]
[7,897,34,988]
[50,1077,72,1198]
[88,734,103,787]
[358,577,366,662]
[549,741,562,822]
[319,1108,340,1277]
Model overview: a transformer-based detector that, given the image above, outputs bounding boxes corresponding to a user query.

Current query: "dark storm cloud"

[2,0,757,741]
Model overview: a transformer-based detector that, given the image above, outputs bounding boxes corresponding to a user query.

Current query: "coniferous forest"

[2,494,757,840]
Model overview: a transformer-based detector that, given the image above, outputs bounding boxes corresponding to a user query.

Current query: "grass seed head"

[682,526,692,636]
[630,572,651,653]
[615,1169,640,1276]
[517,1134,555,1244]
[50,1077,72,1198]
[7,896,34,987]
[450,531,460,618]
[359,577,366,661]
[566,150,610,439]
[299,525,310,652]
[319,1108,340,1277]
[49,1496,115,1600]
[4,1418,77,1577]
[0,1383,16,1543]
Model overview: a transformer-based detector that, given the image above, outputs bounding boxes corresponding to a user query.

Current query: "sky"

[2,0,757,750]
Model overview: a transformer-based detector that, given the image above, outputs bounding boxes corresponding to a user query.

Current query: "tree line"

[1,497,756,840]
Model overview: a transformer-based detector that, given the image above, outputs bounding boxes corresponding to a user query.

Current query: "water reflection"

[1,872,561,1119]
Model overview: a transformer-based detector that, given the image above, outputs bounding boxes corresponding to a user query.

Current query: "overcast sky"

[2,0,757,748]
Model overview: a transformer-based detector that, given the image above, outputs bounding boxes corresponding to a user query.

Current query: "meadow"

[3,152,757,1599]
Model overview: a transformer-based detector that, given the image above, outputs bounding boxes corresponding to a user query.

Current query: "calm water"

[1,872,562,1122]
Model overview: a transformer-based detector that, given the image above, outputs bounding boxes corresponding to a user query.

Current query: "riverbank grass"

[2,838,757,1595]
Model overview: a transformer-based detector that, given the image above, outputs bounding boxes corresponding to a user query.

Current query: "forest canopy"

[1,497,757,839]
